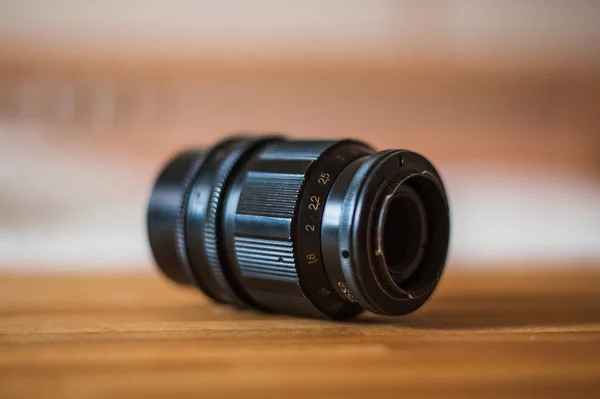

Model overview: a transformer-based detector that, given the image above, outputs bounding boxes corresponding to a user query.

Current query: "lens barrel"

[147,136,450,319]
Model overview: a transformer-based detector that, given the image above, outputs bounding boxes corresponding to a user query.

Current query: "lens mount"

[321,150,450,316]
[375,182,428,285]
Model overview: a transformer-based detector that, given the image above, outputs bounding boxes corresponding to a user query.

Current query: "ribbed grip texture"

[259,141,331,161]
[235,237,297,282]
[204,142,260,294]
[237,172,303,218]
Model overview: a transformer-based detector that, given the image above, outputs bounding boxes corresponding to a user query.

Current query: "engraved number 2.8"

[338,281,354,300]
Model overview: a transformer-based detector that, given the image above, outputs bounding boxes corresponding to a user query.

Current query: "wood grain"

[1,271,599,398]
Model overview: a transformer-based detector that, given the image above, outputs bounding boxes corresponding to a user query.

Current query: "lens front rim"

[374,182,428,285]
[147,150,208,287]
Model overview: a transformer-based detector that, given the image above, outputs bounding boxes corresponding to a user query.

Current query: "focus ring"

[203,138,281,306]
[185,140,244,303]
[174,152,209,287]
[186,138,280,305]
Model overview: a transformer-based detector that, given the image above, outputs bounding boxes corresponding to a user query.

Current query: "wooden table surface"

[1,271,599,398]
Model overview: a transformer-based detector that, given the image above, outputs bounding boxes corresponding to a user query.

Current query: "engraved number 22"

[308,196,321,211]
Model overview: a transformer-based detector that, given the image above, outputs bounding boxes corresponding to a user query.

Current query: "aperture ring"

[295,141,373,319]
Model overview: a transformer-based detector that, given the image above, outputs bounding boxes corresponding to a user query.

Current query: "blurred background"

[1,0,599,273]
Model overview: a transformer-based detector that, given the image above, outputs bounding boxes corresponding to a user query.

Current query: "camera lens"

[147,136,450,319]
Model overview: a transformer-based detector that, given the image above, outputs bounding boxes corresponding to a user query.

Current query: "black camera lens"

[147,136,450,319]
